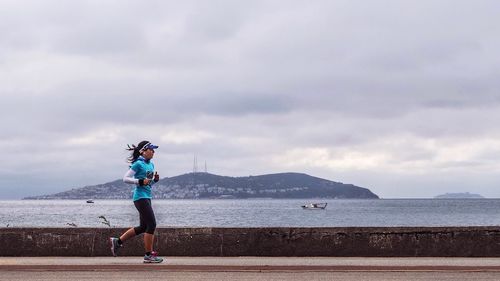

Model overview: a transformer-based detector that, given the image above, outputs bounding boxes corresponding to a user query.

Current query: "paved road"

[2,271,500,281]
[2,257,500,281]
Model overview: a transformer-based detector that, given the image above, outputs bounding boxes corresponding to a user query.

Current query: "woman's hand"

[139,178,151,186]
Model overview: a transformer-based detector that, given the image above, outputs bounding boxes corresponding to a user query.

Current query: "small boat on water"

[86,199,94,203]
[301,202,327,209]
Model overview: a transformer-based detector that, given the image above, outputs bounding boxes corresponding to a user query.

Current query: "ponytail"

[126,140,150,163]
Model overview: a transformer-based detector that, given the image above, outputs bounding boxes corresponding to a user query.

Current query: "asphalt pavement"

[2,257,500,281]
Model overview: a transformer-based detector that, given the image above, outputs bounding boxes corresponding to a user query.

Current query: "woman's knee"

[145,221,156,234]
[134,226,146,235]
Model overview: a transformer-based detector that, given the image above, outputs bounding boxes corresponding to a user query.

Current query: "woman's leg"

[112,208,144,248]
[134,199,157,252]
[144,233,154,252]
[133,199,148,231]
[119,227,137,242]
[141,199,157,252]
[110,200,147,256]
[139,199,162,263]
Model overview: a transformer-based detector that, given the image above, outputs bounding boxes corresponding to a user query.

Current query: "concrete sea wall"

[1,227,500,257]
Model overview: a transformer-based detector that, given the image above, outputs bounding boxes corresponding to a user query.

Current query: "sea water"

[1,199,499,228]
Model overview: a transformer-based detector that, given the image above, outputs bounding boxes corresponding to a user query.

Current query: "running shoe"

[143,251,164,263]
[109,237,122,257]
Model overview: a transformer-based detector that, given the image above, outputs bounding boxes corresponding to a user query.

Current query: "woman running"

[110,140,163,263]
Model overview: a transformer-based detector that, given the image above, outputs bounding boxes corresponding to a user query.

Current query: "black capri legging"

[133,198,157,235]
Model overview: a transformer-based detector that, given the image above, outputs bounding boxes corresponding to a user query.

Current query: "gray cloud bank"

[1,0,500,199]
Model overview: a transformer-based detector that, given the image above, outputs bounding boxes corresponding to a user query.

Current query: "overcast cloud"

[1,0,500,199]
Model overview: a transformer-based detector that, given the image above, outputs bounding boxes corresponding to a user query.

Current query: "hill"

[23,172,379,200]
[434,192,484,199]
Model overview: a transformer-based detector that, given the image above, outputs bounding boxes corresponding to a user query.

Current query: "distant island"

[434,192,484,199]
[23,172,379,200]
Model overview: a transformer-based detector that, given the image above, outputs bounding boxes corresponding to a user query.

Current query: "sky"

[1,0,500,199]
